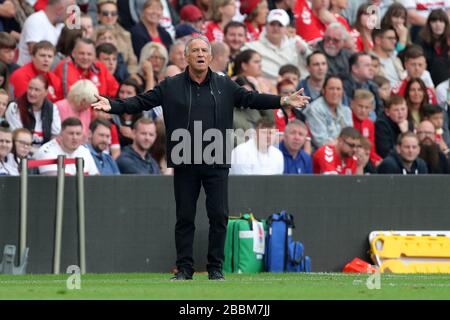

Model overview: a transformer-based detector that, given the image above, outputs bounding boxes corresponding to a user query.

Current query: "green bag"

[224,213,267,273]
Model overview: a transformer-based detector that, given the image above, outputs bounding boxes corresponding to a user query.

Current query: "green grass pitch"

[1,273,450,300]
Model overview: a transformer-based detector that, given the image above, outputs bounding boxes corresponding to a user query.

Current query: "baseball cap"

[267,9,290,27]
[175,23,202,39]
[180,4,204,22]
[239,0,259,15]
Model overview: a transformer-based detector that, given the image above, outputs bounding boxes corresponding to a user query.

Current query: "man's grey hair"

[184,35,212,55]
[325,22,350,41]
[284,119,307,133]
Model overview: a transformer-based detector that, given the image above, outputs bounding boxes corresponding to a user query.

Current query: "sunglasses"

[101,10,118,17]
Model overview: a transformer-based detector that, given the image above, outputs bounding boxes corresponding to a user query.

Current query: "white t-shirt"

[400,0,450,18]
[33,139,99,175]
[0,153,19,176]
[17,10,64,66]
[5,101,61,147]
[436,80,449,105]
[230,138,284,175]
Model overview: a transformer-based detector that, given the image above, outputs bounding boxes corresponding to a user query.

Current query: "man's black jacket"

[109,68,282,168]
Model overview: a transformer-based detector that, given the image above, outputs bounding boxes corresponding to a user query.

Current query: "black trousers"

[173,166,229,275]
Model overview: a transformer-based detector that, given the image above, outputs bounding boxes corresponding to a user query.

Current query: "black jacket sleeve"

[230,78,282,110]
[375,120,394,159]
[109,84,164,115]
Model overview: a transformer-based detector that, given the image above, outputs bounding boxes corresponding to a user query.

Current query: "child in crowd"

[0,89,8,123]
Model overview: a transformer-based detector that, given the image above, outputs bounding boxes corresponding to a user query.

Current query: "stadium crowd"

[0,0,449,176]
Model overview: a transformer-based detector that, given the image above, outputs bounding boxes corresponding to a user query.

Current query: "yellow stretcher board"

[369,231,450,274]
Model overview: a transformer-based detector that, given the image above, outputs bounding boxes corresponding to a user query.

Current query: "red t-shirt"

[294,0,350,44]
[205,21,224,42]
[313,144,357,175]
[244,21,262,42]
[391,79,438,104]
[9,63,63,102]
[352,113,382,164]
[274,108,296,133]
[351,29,374,52]
[54,58,119,98]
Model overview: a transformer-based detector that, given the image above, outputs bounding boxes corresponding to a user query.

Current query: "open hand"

[286,88,311,108]
[91,94,111,112]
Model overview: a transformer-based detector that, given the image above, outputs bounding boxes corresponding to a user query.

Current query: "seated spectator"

[116,117,160,174]
[136,42,169,91]
[0,31,19,74]
[351,89,382,165]
[242,9,311,84]
[356,136,377,174]
[373,75,391,115]
[303,75,352,148]
[278,64,300,87]
[380,3,409,53]
[5,75,61,152]
[85,118,120,175]
[54,38,119,98]
[436,76,449,106]
[52,26,83,70]
[17,0,66,66]
[56,79,98,142]
[392,45,437,103]
[80,13,94,39]
[96,0,139,75]
[277,119,312,174]
[232,75,274,137]
[316,22,352,78]
[273,78,306,133]
[223,21,247,67]
[0,88,8,123]
[230,117,284,174]
[377,132,428,174]
[232,49,276,94]
[375,95,413,158]
[0,61,8,92]
[294,0,350,46]
[422,103,450,151]
[371,27,406,87]
[130,0,173,59]
[417,120,450,173]
[351,3,376,53]
[9,40,63,102]
[344,52,383,115]
[268,0,296,34]
[91,108,122,160]
[210,41,230,74]
[168,40,187,71]
[313,126,361,175]
[240,0,269,42]
[204,0,236,42]
[33,117,99,176]
[96,42,129,84]
[0,122,18,175]
[405,77,431,128]
[12,128,33,165]
[178,4,205,34]
[149,119,173,175]
[297,51,328,103]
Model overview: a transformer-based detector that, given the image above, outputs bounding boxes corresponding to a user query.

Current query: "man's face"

[91,124,111,152]
[307,53,328,81]
[118,84,137,99]
[356,146,370,168]
[323,28,345,57]
[323,78,343,107]
[59,125,83,153]
[256,126,277,150]
[266,21,286,45]
[32,48,55,73]
[72,42,96,70]
[14,131,32,158]
[98,52,117,75]
[351,98,373,121]
[0,131,12,159]
[284,124,307,152]
[338,136,360,158]
[214,46,230,71]
[224,26,246,54]
[378,82,391,101]
[134,123,157,151]
[405,56,427,79]
[281,73,299,86]
[98,3,118,26]
[380,30,397,52]
[416,122,436,145]
[0,48,15,64]
[371,57,380,76]
[185,39,212,73]
[352,55,372,81]
[169,44,187,70]
[27,78,47,106]
[385,103,408,124]
[397,136,420,163]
